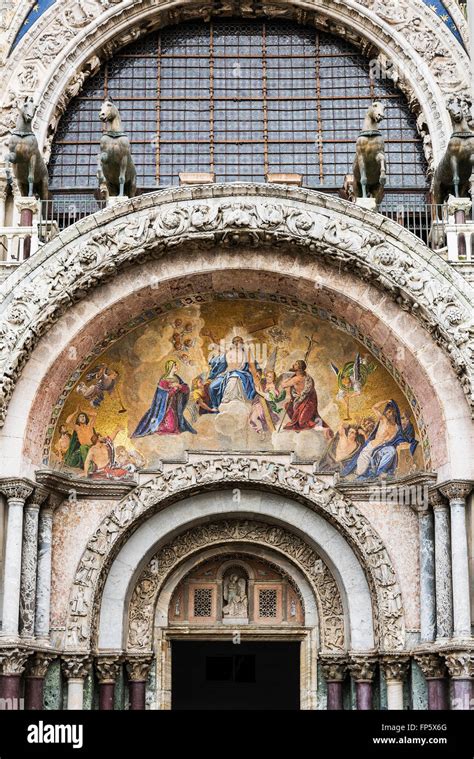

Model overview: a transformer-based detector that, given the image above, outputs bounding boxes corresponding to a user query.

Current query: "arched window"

[49,19,428,197]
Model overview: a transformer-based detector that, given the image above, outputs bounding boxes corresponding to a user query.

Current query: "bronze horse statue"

[7,97,49,198]
[97,99,136,198]
[431,95,474,205]
[352,101,386,206]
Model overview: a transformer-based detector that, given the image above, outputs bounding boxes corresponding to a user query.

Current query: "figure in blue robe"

[132,360,196,437]
[208,337,258,409]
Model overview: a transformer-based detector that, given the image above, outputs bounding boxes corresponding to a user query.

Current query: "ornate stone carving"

[19,499,42,638]
[320,655,348,682]
[428,488,448,510]
[414,653,447,680]
[348,655,378,682]
[65,457,405,653]
[0,648,30,675]
[27,652,56,679]
[125,656,153,682]
[439,481,472,502]
[126,518,345,652]
[0,479,34,502]
[95,656,122,683]
[222,571,248,619]
[0,188,472,430]
[442,651,473,679]
[380,654,410,682]
[61,655,91,680]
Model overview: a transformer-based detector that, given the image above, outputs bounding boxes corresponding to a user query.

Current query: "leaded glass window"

[49,19,428,193]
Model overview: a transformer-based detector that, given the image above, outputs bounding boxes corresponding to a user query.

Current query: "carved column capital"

[347,655,378,682]
[95,656,123,684]
[27,486,50,511]
[61,654,91,681]
[126,655,153,682]
[319,655,347,682]
[14,196,41,215]
[442,651,473,679]
[0,647,31,675]
[428,488,448,511]
[380,655,411,682]
[0,479,34,502]
[26,652,56,679]
[439,481,472,503]
[414,652,447,680]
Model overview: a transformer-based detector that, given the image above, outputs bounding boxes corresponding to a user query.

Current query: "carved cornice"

[0,187,472,432]
[35,470,135,500]
[0,478,34,502]
[26,652,56,679]
[0,647,30,675]
[95,656,122,683]
[320,655,348,682]
[126,519,345,654]
[125,656,153,683]
[380,654,411,682]
[414,652,447,680]
[61,654,91,680]
[439,480,473,502]
[348,654,378,682]
[65,458,405,654]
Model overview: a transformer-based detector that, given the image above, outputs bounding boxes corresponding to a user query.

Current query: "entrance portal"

[171,641,300,710]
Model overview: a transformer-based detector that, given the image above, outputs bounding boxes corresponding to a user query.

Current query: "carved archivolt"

[127,519,345,653]
[0,186,472,428]
[0,0,470,166]
[65,457,405,652]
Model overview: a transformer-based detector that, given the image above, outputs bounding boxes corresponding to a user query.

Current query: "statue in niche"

[431,95,474,205]
[222,572,248,619]
[351,100,386,207]
[97,99,136,197]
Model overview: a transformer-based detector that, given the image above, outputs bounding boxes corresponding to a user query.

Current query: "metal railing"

[38,196,106,242]
[378,201,450,251]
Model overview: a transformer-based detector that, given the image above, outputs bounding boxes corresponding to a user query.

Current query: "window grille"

[193,587,212,617]
[49,19,428,192]
[258,588,278,618]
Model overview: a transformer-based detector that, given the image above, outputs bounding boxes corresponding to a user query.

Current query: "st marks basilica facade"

[0,0,472,712]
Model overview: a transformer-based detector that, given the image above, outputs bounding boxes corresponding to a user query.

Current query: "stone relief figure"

[97,99,136,197]
[222,571,248,619]
[7,97,49,198]
[431,95,474,205]
[352,101,386,206]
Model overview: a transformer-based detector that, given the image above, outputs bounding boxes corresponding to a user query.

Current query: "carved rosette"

[442,652,473,679]
[65,458,405,653]
[380,655,411,682]
[126,656,153,683]
[126,518,346,654]
[414,653,447,680]
[0,479,34,503]
[348,655,378,683]
[61,654,92,681]
[95,656,122,684]
[439,481,472,504]
[26,652,56,679]
[0,648,30,676]
[319,656,348,682]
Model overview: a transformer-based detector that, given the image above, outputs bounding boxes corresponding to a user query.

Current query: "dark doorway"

[171,640,300,710]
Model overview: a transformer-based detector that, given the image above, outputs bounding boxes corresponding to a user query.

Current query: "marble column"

[20,488,48,639]
[443,652,473,711]
[416,501,436,642]
[35,497,60,641]
[430,490,453,641]
[24,652,56,710]
[440,482,472,640]
[414,653,449,710]
[348,656,377,710]
[0,480,34,638]
[62,655,91,710]
[320,656,347,710]
[380,655,410,710]
[0,648,30,709]
[126,656,152,710]
[95,656,122,711]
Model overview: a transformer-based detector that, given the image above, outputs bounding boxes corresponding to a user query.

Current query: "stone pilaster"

[320,655,347,710]
[429,489,453,641]
[439,482,472,639]
[380,655,410,710]
[0,647,30,708]
[95,656,122,711]
[126,656,153,711]
[442,651,473,711]
[414,653,448,710]
[24,652,56,710]
[35,495,61,641]
[20,487,49,639]
[0,480,34,638]
[62,655,91,710]
[348,655,377,710]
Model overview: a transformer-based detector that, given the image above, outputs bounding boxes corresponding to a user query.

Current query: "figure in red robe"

[281,360,332,436]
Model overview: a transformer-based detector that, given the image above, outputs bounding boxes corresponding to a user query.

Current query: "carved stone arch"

[65,459,405,654]
[125,522,346,654]
[0,0,470,165]
[0,186,472,434]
